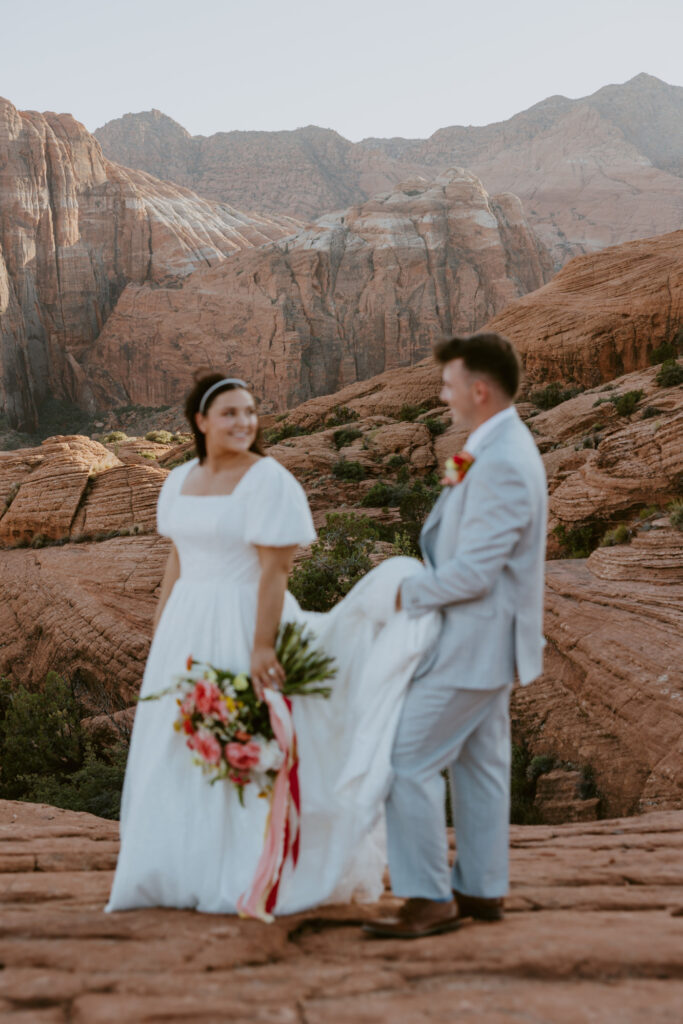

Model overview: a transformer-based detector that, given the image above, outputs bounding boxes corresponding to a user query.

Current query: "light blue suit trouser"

[386,682,512,900]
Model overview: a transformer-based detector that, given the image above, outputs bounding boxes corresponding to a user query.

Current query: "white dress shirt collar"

[464,405,517,457]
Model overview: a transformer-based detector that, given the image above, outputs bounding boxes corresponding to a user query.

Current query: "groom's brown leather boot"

[453,889,504,921]
[363,897,462,939]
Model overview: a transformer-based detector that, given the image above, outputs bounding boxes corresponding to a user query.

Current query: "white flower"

[202,668,218,683]
[233,673,249,692]
[255,737,284,773]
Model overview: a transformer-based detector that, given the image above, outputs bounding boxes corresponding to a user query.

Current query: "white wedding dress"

[106,456,439,915]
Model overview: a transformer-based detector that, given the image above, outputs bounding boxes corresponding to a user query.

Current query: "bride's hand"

[251,645,286,700]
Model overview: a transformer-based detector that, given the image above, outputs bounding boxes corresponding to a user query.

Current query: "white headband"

[199,378,248,413]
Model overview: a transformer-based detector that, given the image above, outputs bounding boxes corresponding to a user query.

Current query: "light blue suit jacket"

[401,410,547,689]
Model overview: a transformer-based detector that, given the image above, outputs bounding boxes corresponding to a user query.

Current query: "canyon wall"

[82,170,551,412]
[0,98,298,431]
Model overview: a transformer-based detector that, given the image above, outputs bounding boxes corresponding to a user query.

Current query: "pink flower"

[193,680,223,717]
[180,695,195,716]
[188,728,222,765]
[225,741,261,771]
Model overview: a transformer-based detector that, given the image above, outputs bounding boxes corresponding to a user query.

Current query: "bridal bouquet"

[143,621,335,803]
[141,622,335,921]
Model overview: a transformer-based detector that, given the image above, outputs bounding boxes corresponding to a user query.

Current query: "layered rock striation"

[487,231,683,387]
[83,170,551,412]
[0,97,299,431]
[1,800,682,1020]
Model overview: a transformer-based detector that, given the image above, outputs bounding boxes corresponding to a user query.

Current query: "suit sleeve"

[401,458,532,617]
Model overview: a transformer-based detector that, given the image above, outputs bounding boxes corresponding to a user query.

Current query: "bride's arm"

[152,543,180,633]
[251,544,297,698]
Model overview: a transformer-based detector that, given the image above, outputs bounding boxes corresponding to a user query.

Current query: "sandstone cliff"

[82,169,551,412]
[96,74,683,267]
[0,97,299,432]
[487,231,683,387]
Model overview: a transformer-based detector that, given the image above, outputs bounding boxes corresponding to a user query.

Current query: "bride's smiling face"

[197,388,258,454]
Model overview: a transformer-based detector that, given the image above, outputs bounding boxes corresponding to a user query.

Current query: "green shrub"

[144,430,175,444]
[333,427,362,449]
[510,744,542,825]
[386,454,407,469]
[102,431,128,443]
[331,460,367,481]
[325,406,360,427]
[641,406,664,420]
[397,404,427,422]
[361,480,397,506]
[553,523,602,558]
[531,383,583,410]
[424,417,447,436]
[613,390,643,416]
[639,506,659,520]
[289,513,379,612]
[265,422,308,445]
[655,359,683,388]
[0,673,128,818]
[391,530,418,557]
[600,523,630,547]
[649,341,678,365]
[668,500,683,531]
[526,754,555,782]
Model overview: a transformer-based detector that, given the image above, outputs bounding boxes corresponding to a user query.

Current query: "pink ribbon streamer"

[237,690,300,922]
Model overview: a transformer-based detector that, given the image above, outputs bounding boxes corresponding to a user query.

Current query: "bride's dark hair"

[185,373,265,463]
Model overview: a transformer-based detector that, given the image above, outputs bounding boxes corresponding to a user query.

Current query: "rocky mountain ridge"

[96,74,683,266]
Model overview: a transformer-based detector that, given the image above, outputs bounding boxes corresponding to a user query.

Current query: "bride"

[106,374,439,916]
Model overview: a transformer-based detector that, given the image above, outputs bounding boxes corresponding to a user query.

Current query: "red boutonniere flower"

[441,451,475,486]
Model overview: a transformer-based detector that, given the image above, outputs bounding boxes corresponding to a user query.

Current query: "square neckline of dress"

[178,456,269,498]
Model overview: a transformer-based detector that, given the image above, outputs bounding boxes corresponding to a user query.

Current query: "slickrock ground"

[96,73,683,268]
[84,170,551,413]
[0,97,299,432]
[0,800,682,1022]
[487,231,683,387]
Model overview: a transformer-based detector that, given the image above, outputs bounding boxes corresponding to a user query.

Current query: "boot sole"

[362,917,464,939]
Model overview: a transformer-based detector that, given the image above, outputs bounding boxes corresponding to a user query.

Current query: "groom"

[364,331,547,939]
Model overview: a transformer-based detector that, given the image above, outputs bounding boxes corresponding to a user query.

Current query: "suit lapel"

[420,410,522,562]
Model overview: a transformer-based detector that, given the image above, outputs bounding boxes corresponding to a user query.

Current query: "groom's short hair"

[434,332,521,398]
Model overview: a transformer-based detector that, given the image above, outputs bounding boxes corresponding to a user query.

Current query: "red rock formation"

[1,799,682,1019]
[83,170,551,412]
[488,232,683,387]
[514,528,683,817]
[0,97,299,432]
[96,74,683,267]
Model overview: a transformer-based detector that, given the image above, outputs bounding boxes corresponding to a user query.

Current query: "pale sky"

[2,0,681,141]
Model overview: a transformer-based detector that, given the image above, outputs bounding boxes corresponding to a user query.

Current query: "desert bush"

[333,427,362,449]
[289,513,379,612]
[397,404,428,422]
[655,359,683,388]
[553,523,602,558]
[639,506,659,520]
[331,460,366,481]
[600,523,630,547]
[361,480,396,506]
[641,406,664,420]
[649,341,679,365]
[530,382,583,410]
[264,422,309,445]
[424,417,447,436]
[102,431,128,443]
[386,454,407,470]
[144,430,175,444]
[526,754,555,782]
[0,673,127,819]
[325,406,360,427]
[3,481,20,511]
[668,500,683,531]
[613,390,643,416]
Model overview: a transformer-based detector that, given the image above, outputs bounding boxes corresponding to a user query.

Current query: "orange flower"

[186,654,194,672]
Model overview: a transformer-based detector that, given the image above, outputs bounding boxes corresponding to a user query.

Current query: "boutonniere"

[441,450,475,487]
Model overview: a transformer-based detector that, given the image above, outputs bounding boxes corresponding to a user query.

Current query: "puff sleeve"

[244,459,317,548]
[156,460,192,537]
